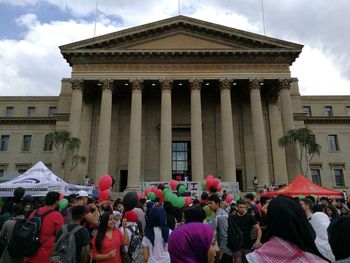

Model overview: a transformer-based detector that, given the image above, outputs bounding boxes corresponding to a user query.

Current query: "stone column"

[268,99,288,185]
[160,80,173,182]
[95,80,113,180]
[279,79,300,179]
[69,79,84,137]
[249,79,269,186]
[220,79,237,182]
[190,79,204,181]
[279,79,295,133]
[127,80,143,190]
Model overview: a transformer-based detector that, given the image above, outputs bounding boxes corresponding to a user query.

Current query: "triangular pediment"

[60,16,303,65]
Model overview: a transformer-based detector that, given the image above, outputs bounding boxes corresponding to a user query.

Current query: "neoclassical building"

[1,16,349,192]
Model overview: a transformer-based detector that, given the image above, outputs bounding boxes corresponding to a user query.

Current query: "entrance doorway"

[119,170,128,192]
[172,141,191,181]
[236,169,243,191]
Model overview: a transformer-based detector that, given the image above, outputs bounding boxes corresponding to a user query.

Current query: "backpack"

[7,209,54,258]
[127,226,144,263]
[227,215,244,252]
[50,224,83,263]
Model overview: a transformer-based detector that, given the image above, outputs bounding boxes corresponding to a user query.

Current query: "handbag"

[120,245,132,263]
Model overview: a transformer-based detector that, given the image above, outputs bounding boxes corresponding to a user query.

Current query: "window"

[311,169,321,185]
[0,170,4,177]
[27,107,35,117]
[328,135,339,151]
[324,106,333,117]
[43,134,53,151]
[22,135,32,151]
[346,106,350,117]
[0,135,9,151]
[5,106,14,117]
[303,106,312,117]
[48,107,56,117]
[18,169,27,174]
[334,169,345,187]
[172,142,191,180]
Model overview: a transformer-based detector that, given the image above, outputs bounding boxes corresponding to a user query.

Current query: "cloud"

[0,14,120,95]
[0,0,38,6]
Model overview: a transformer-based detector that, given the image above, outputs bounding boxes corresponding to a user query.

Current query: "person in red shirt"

[91,212,129,263]
[26,191,64,263]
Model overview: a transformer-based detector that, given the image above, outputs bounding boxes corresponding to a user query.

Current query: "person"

[26,191,64,263]
[122,210,142,251]
[0,203,25,263]
[23,203,33,219]
[228,199,262,263]
[83,176,90,186]
[216,209,233,263]
[142,206,171,263]
[168,222,219,263]
[246,196,328,263]
[73,190,99,228]
[310,211,335,261]
[222,190,228,201]
[320,197,329,208]
[252,177,258,192]
[55,205,91,263]
[326,205,339,223]
[300,198,314,220]
[184,206,205,223]
[207,194,227,229]
[91,212,129,263]
[163,201,176,230]
[328,217,350,262]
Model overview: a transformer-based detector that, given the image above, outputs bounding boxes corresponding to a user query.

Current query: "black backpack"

[7,209,54,258]
[227,214,244,252]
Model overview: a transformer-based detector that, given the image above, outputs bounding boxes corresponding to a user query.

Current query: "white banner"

[140,181,240,199]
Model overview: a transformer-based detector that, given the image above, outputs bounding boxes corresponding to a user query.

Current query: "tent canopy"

[0,161,93,197]
[262,176,343,199]
[0,171,20,183]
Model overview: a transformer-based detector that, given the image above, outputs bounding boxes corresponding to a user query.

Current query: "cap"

[77,190,89,197]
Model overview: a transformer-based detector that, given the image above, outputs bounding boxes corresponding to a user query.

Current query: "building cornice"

[294,114,350,124]
[0,114,69,124]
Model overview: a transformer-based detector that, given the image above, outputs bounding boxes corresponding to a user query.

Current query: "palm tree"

[278,127,321,177]
[47,130,86,175]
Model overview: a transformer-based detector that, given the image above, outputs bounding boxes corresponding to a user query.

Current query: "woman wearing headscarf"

[328,217,350,262]
[310,211,335,261]
[163,201,176,230]
[142,206,171,263]
[168,222,219,263]
[246,196,329,263]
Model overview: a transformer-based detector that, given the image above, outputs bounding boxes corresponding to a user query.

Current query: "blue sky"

[0,0,349,96]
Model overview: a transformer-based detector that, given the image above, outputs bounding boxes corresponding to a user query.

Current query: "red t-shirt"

[92,229,124,263]
[26,206,64,263]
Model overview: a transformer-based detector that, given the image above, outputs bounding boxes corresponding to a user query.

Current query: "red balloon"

[170,180,178,190]
[98,175,113,191]
[206,178,213,190]
[185,196,192,207]
[225,194,233,204]
[137,193,143,200]
[212,178,219,187]
[144,188,150,197]
[217,185,222,192]
[207,175,214,180]
[98,189,110,201]
[59,193,64,200]
[155,189,163,199]
[151,187,157,193]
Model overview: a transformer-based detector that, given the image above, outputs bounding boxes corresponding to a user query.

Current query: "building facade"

[0,16,349,192]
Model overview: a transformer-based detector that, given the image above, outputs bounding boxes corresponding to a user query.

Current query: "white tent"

[0,161,93,197]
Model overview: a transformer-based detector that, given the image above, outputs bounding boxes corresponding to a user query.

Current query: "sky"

[0,0,349,96]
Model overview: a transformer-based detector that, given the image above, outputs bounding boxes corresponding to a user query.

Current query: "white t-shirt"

[142,227,172,263]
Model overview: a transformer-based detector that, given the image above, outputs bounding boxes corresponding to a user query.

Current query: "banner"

[140,181,240,199]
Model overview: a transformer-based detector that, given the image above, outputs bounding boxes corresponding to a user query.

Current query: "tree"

[278,127,321,177]
[47,130,86,174]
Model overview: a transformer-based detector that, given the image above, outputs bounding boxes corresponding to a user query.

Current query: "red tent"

[262,176,343,198]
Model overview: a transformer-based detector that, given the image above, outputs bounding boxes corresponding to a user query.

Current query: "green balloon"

[147,192,156,201]
[297,195,305,199]
[251,192,257,197]
[234,195,240,202]
[165,191,173,201]
[163,188,170,195]
[59,198,68,209]
[201,181,206,190]
[178,185,186,195]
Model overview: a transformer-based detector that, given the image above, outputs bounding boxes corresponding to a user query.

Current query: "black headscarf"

[266,196,327,260]
[328,217,350,260]
[184,207,205,223]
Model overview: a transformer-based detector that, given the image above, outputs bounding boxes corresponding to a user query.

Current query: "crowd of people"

[0,186,349,263]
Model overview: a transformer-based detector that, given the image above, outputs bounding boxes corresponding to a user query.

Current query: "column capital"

[160,79,173,91]
[219,79,232,91]
[71,79,84,91]
[249,79,263,91]
[190,79,202,91]
[278,79,292,90]
[131,79,143,91]
[99,79,114,91]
